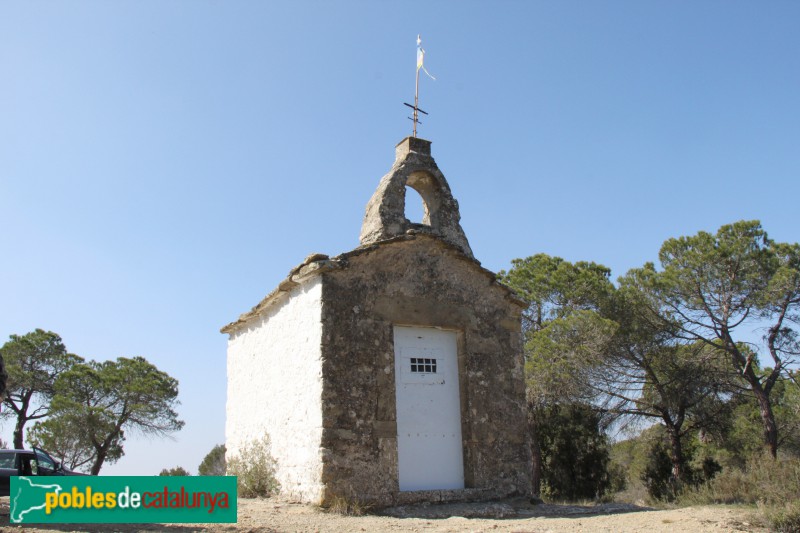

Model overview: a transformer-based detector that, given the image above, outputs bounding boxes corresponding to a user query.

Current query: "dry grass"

[325,494,372,516]
[677,454,800,532]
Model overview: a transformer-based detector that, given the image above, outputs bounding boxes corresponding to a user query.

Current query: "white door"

[394,326,464,491]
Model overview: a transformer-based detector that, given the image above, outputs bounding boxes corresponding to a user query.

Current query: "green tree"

[0,330,82,448]
[638,428,722,502]
[501,254,614,334]
[50,356,184,474]
[591,283,734,484]
[641,437,680,501]
[538,403,614,500]
[159,466,190,476]
[27,412,119,472]
[610,426,660,494]
[719,373,800,464]
[500,254,616,499]
[198,444,227,476]
[502,253,735,498]
[780,376,800,456]
[626,221,800,457]
[0,349,6,401]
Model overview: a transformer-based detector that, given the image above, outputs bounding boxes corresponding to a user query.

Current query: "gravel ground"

[0,496,766,532]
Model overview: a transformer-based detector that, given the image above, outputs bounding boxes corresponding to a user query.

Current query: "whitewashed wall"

[225,276,324,502]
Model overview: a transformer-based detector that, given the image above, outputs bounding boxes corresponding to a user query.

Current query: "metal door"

[393,326,464,491]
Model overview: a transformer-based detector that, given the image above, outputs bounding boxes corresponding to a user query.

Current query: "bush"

[538,403,613,501]
[761,500,800,533]
[159,466,190,476]
[641,441,677,502]
[226,435,280,498]
[678,454,800,531]
[679,453,800,506]
[610,427,664,503]
[606,460,628,494]
[198,444,226,476]
[640,436,721,502]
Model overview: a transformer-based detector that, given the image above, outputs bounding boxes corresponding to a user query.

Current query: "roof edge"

[221,234,528,336]
[220,255,339,335]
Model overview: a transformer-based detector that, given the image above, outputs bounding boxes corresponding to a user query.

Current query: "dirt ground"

[0,496,766,532]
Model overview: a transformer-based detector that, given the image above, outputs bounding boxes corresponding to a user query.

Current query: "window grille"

[410,357,437,373]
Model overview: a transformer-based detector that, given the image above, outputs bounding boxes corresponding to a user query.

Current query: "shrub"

[226,435,280,498]
[761,500,800,533]
[326,494,371,516]
[606,460,628,494]
[538,403,613,501]
[159,466,190,476]
[640,437,721,502]
[198,444,226,476]
[679,453,800,506]
[678,453,800,531]
[641,441,676,502]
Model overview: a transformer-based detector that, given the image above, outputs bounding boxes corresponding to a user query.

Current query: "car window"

[20,457,35,476]
[34,449,56,471]
[0,453,14,469]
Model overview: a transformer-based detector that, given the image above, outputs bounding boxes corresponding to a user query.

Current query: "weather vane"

[404,35,436,137]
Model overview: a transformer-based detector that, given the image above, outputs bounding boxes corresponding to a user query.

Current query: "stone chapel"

[222,136,532,506]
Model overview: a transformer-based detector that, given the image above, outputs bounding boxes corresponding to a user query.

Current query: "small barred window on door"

[410,357,437,373]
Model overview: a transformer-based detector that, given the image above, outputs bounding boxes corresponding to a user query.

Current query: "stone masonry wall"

[317,235,532,506]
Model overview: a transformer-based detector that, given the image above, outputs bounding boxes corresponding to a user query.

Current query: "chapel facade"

[223,136,532,506]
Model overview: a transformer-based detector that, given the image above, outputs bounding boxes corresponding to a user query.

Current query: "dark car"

[0,447,86,496]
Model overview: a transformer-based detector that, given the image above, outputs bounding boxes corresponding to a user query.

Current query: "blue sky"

[1,2,798,474]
